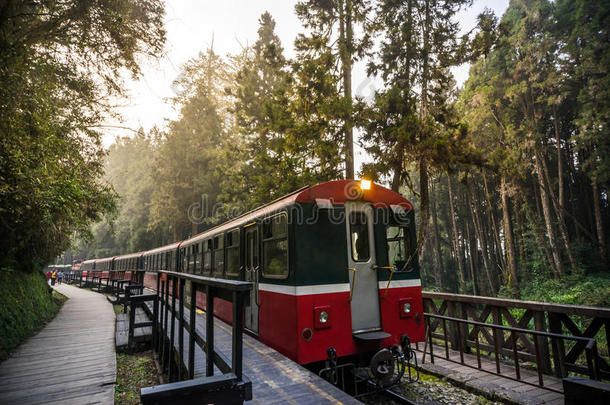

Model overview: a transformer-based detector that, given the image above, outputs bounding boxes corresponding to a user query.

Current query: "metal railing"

[140,270,252,404]
[423,291,610,380]
[422,313,601,393]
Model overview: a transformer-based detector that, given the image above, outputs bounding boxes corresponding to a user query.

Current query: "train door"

[345,201,381,334]
[244,225,259,334]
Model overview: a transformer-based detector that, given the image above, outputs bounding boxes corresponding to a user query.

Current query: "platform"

[414,345,564,404]
[145,300,362,404]
[0,284,116,404]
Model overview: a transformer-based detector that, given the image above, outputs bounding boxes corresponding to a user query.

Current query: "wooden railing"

[140,270,253,404]
[423,292,610,381]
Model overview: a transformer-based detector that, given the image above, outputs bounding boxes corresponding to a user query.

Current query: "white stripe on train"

[258,279,421,296]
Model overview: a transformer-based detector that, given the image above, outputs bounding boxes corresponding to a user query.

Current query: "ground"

[362,367,504,405]
[114,350,159,405]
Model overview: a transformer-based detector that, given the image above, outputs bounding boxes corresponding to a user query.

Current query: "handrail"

[427,313,597,344]
[423,312,602,394]
[422,290,610,380]
[141,269,252,404]
[423,291,610,318]
[373,266,395,298]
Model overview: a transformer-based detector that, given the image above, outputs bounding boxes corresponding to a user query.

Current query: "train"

[78,179,425,387]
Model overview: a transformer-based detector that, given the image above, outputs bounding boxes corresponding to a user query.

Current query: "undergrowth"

[0,269,67,362]
[115,350,159,405]
[516,271,610,308]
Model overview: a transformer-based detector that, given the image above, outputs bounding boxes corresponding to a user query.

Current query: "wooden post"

[548,312,567,377]
[534,310,552,373]
[492,306,505,350]
[206,286,215,377]
[232,290,244,380]
[128,300,136,351]
[460,302,470,354]
[447,300,460,350]
[188,285,196,379]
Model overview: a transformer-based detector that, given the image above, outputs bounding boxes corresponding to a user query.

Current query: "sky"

[105,0,510,171]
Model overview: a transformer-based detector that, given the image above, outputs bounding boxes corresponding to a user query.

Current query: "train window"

[203,240,212,274]
[226,229,240,276]
[386,225,414,272]
[213,235,225,276]
[262,214,288,278]
[349,212,370,262]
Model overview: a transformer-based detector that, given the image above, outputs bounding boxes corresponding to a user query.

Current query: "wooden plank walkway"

[0,284,116,405]
[148,301,361,404]
[414,344,564,405]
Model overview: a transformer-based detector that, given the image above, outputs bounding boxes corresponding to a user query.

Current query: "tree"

[295,0,371,179]
[150,46,231,241]
[0,0,165,270]
[555,0,610,267]
[363,0,474,279]
[220,12,294,208]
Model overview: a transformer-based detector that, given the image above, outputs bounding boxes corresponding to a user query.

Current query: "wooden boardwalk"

[0,284,116,405]
[414,344,564,405]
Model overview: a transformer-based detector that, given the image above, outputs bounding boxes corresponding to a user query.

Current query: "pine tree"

[294,0,371,179]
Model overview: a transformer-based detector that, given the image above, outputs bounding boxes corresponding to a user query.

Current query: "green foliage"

[517,272,610,308]
[150,47,231,240]
[0,0,165,269]
[0,269,67,362]
[115,350,158,405]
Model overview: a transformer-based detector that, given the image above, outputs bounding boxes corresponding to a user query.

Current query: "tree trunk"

[469,181,497,295]
[592,180,608,267]
[339,0,354,180]
[431,181,445,289]
[418,158,430,255]
[552,104,565,211]
[539,149,578,273]
[524,194,561,279]
[391,147,402,192]
[534,148,564,277]
[483,174,505,272]
[448,175,467,291]
[501,177,519,292]
[465,220,479,296]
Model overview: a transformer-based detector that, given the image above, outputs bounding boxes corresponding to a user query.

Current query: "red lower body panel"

[140,272,424,365]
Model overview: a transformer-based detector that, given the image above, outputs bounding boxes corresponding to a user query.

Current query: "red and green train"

[80,180,424,379]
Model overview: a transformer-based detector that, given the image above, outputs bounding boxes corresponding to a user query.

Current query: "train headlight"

[319,311,329,324]
[399,298,413,318]
[314,306,331,329]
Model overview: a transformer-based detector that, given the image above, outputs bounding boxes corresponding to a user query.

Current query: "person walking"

[58,270,64,285]
[51,269,57,286]
[46,270,52,285]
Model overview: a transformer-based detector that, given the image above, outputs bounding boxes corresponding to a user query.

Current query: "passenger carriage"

[83,180,425,379]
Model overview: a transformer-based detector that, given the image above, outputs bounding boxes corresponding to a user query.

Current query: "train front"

[291,179,425,388]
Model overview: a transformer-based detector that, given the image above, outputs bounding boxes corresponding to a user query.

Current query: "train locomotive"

[81,179,425,390]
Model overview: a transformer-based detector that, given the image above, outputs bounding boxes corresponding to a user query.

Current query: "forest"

[2,1,608,306]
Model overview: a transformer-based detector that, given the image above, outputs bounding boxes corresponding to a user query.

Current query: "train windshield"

[386,225,414,271]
